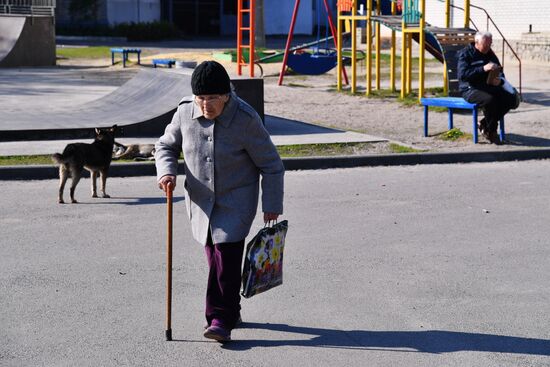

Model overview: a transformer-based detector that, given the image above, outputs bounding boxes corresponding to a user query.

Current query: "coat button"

[207,136,212,141]
[206,157,212,162]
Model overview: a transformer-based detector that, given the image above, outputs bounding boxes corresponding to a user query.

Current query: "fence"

[0,0,55,16]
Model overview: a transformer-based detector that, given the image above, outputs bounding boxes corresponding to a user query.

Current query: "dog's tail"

[51,153,65,165]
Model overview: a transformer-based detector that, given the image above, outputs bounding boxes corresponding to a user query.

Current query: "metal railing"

[0,0,55,16]
[448,2,522,95]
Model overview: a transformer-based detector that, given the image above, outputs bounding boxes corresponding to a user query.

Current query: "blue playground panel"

[421,97,505,144]
[111,48,141,68]
[152,59,176,68]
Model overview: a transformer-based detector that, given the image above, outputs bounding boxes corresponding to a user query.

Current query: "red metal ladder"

[237,0,256,77]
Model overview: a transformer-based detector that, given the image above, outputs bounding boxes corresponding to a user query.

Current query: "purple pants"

[204,232,245,330]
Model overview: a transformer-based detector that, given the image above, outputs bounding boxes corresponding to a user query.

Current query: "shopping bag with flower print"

[241,220,288,298]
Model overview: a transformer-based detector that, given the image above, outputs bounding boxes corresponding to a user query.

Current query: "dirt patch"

[57,48,550,153]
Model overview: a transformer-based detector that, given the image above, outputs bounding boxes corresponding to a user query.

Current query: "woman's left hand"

[263,212,279,223]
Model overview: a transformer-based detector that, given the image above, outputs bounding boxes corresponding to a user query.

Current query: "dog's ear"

[111,124,118,131]
[95,128,100,134]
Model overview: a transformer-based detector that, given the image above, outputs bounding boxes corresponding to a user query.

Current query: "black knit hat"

[191,60,231,95]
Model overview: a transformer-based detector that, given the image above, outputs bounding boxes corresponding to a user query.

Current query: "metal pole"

[322,0,348,84]
[278,0,301,85]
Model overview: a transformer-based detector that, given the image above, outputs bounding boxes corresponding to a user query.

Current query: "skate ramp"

[0,68,193,140]
[0,15,56,67]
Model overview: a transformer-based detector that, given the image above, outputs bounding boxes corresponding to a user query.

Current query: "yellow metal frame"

[337,0,472,102]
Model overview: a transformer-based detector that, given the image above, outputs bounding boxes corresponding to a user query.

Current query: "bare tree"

[255,0,266,48]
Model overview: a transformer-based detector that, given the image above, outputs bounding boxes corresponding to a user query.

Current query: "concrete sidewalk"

[0,115,386,156]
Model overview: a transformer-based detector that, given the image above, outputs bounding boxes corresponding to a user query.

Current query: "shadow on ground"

[265,115,343,136]
[219,323,550,355]
[505,134,550,147]
[72,196,185,205]
[521,91,550,107]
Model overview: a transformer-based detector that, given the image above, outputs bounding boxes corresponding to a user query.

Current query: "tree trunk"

[255,0,266,48]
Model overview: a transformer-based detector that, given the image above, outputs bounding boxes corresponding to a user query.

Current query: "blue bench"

[152,59,176,68]
[420,97,505,144]
[111,48,141,68]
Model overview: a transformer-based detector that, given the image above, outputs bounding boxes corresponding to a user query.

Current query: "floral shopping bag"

[241,220,289,298]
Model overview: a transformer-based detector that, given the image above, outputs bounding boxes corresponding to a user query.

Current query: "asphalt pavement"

[1,161,549,366]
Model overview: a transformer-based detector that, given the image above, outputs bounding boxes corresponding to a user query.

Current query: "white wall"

[107,0,161,25]
[375,1,550,41]
[265,0,313,35]
[424,0,550,40]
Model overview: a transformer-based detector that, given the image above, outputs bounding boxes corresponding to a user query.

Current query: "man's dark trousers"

[463,85,517,132]
[204,232,244,330]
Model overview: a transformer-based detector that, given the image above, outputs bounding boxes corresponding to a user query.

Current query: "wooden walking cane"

[165,181,173,341]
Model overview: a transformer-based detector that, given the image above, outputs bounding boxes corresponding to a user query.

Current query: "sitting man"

[457,31,517,144]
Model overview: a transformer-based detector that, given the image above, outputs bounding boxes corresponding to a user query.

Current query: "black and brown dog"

[52,125,118,204]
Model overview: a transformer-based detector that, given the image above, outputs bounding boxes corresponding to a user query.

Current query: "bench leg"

[423,105,428,137]
[472,108,479,144]
[137,52,141,65]
[111,52,115,65]
[499,117,505,142]
[123,52,127,68]
[448,108,454,130]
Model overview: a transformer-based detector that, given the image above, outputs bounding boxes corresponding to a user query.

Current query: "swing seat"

[287,49,338,75]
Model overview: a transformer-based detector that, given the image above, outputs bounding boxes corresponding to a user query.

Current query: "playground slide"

[0,15,56,67]
[412,31,445,63]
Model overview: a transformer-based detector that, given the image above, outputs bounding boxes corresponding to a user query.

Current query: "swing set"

[277,0,349,85]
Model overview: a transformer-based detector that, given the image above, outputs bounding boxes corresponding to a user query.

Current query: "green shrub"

[441,128,467,141]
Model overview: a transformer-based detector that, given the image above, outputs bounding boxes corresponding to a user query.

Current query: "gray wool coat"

[155,92,285,245]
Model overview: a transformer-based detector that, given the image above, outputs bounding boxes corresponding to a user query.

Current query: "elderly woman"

[155,61,284,342]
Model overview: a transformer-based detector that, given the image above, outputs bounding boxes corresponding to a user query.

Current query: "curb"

[1,148,550,181]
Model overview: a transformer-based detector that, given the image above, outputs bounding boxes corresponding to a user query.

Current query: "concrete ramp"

[0,68,193,140]
[0,15,56,67]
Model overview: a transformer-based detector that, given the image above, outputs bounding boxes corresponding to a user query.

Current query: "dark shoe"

[488,130,502,145]
[203,325,231,342]
[204,315,242,330]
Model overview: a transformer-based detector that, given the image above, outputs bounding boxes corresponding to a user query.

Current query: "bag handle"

[264,218,278,228]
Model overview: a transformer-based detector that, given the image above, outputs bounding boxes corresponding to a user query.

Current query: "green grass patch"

[57,46,154,60]
[57,46,114,59]
[276,142,375,157]
[213,48,284,63]
[0,155,53,166]
[389,143,426,153]
[439,128,472,141]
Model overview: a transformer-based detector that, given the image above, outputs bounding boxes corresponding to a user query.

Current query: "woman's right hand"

[158,175,176,192]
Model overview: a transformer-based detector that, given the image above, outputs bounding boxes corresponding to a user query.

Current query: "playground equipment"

[336,0,521,101]
[278,0,349,85]
[236,0,256,77]
[0,14,56,67]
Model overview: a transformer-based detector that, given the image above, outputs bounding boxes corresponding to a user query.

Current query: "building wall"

[423,0,550,41]
[55,0,109,26]
[107,0,161,25]
[265,0,313,35]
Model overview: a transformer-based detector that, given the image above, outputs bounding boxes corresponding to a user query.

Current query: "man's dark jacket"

[457,43,502,94]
